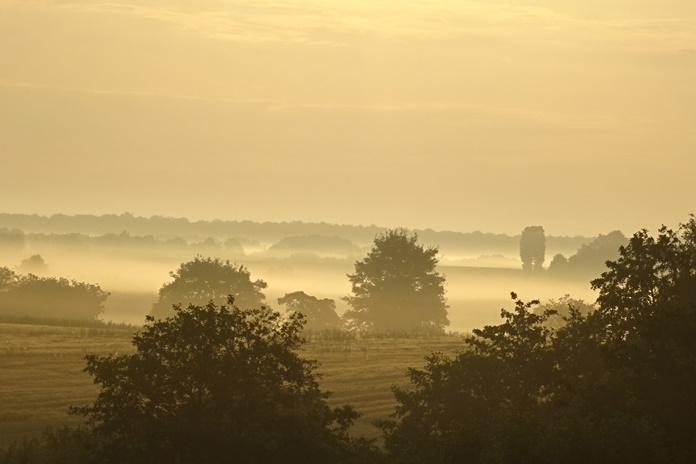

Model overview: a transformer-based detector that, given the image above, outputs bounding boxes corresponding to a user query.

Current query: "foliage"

[0,426,108,464]
[343,229,448,333]
[70,298,375,464]
[519,226,545,271]
[277,291,342,330]
[382,216,696,464]
[549,230,627,279]
[533,294,596,330]
[0,270,109,321]
[380,293,558,464]
[547,252,568,274]
[151,256,267,319]
[590,217,696,452]
[0,267,17,291]
[17,255,48,274]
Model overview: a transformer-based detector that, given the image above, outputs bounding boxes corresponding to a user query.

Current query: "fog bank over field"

[2,214,603,331]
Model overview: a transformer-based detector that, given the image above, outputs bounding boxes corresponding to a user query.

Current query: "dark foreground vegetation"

[2,216,696,463]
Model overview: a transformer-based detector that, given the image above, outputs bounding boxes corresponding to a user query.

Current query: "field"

[0,322,466,448]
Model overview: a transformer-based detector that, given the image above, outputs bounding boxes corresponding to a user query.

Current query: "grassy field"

[0,322,466,448]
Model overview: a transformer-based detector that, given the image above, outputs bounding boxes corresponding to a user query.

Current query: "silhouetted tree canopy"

[519,226,545,271]
[382,216,696,464]
[547,252,568,274]
[277,291,342,331]
[533,294,596,330]
[549,230,627,279]
[151,256,267,319]
[589,217,696,452]
[343,229,448,332]
[0,269,109,320]
[71,298,371,464]
[0,267,17,291]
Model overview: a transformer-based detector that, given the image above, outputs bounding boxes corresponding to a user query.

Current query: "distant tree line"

[0,267,109,321]
[0,229,245,256]
[0,213,591,256]
[548,230,627,278]
[519,226,628,279]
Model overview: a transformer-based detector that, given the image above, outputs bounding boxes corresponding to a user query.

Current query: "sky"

[1,0,695,236]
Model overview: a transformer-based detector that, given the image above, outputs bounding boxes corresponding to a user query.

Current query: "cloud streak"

[8,0,693,53]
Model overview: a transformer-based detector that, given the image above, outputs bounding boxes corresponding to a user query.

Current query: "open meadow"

[0,322,465,448]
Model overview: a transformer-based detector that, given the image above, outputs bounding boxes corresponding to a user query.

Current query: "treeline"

[546,230,628,279]
[0,213,590,256]
[0,213,388,245]
[0,229,245,257]
[0,268,109,321]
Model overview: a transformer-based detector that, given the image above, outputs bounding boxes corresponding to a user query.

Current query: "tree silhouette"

[0,271,109,320]
[519,226,545,271]
[0,267,17,291]
[277,291,342,331]
[549,230,627,278]
[381,216,696,464]
[17,254,48,274]
[547,252,568,275]
[590,217,696,451]
[343,229,448,332]
[72,298,366,464]
[380,294,556,464]
[151,256,267,319]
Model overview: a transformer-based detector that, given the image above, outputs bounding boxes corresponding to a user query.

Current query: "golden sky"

[1,0,695,235]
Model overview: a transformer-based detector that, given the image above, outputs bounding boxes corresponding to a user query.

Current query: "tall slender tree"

[520,226,546,271]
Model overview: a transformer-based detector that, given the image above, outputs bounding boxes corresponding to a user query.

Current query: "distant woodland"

[0,213,590,261]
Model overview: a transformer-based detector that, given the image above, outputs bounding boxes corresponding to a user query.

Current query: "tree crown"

[73,297,361,463]
[343,229,448,332]
[151,255,267,319]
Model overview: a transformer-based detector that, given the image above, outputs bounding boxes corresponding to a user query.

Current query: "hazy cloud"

[6,0,695,52]
[1,0,695,235]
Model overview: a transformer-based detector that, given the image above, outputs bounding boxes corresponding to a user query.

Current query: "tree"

[533,294,596,330]
[277,291,342,331]
[343,229,448,332]
[0,267,17,292]
[549,230,627,279]
[590,217,696,453]
[151,256,267,319]
[382,217,696,464]
[380,292,667,464]
[0,272,109,320]
[591,222,696,331]
[380,294,558,464]
[519,226,545,271]
[547,253,568,276]
[71,298,368,464]
[17,254,48,274]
